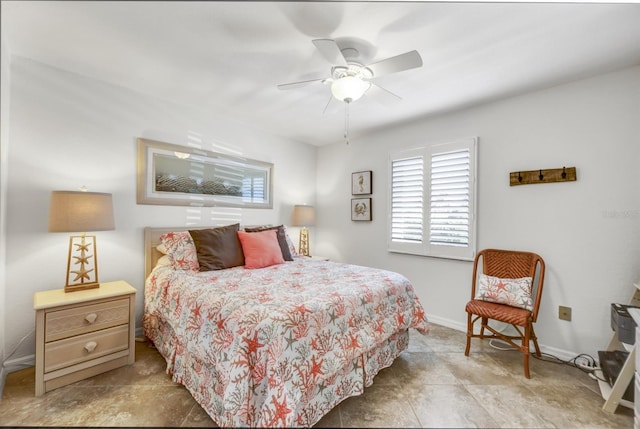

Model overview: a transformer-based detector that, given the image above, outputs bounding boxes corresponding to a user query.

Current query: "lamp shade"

[48,191,115,233]
[292,205,315,227]
[331,76,370,102]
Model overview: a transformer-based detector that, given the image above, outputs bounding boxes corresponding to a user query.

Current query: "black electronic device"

[611,303,639,345]
[598,350,634,402]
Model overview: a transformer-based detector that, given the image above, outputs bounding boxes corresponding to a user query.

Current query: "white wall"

[4,56,639,368]
[317,66,640,359]
[3,56,317,364]
[0,14,12,385]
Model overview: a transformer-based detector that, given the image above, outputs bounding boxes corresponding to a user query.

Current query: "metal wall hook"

[509,166,576,186]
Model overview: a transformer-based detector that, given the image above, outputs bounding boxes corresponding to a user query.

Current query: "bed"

[142,225,429,427]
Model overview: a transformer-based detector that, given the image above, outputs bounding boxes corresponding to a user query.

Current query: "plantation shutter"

[429,149,471,247]
[390,155,424,244]
[389,137,477,261]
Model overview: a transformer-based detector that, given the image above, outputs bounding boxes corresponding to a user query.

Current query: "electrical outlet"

[559,305,572,321]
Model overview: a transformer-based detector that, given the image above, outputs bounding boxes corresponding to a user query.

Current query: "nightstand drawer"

[44,324,129,372]
[45,298,130,342]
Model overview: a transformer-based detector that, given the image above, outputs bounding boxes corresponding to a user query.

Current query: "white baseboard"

[427,314,466,332]
[426,314,580,362]
[3,354,35,373]
[537,343,580,362]
[0,366,6,400]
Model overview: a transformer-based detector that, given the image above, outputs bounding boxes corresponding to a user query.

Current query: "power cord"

[532,351,607,382]
[488,338,606,381]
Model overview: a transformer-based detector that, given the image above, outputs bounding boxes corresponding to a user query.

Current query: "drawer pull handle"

[84,341,98,353]
[85,313,98,324]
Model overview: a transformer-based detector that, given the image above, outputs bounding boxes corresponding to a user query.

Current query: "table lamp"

[292,204,315,257]
[48,190,115,292]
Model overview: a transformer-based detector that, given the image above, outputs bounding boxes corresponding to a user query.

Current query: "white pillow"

[475,273,533,311]
[155,255,171,268]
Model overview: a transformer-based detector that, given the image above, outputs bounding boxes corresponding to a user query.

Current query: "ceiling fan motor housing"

[331,63,373,81]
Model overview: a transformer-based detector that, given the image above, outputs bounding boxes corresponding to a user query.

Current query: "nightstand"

[33,280,136,396]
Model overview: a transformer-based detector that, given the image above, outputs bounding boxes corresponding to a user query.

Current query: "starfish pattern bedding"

[144,258,428,427]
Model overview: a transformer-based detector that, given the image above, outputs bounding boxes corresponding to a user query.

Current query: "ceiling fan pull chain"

[344,101,350,145]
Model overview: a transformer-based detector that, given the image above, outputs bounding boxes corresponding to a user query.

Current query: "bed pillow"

[189,224,245,271]
[475,273,534,311]
[284,226,298,257]
[244,225,293,261]
[237,230,285,269]
[159,231,199,271]
[155,255,172,268]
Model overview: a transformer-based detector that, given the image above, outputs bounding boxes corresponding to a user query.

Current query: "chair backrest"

[471,248,546,321]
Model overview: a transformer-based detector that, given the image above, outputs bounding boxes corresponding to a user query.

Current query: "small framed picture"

[352,170,372,195]
[351,198,372,221]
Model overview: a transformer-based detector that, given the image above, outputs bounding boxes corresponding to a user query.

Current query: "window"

[388,137,477,261]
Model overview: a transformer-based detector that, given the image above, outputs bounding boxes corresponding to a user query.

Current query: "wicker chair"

[464,249,546,378]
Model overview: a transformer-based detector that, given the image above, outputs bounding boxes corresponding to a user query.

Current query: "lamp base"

[298,227,311,257]
[64,234,101,293]
[64,282,100,293]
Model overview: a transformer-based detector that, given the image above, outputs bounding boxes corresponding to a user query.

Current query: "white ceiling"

[3,1,640,146]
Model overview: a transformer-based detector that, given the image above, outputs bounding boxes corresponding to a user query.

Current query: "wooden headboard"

[144,226,213,280]
[145,227,176,280]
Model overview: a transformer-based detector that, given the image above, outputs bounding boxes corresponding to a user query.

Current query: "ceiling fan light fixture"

[331,76,370,103]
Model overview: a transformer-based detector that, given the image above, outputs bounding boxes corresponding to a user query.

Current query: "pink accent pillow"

[159,231,199,271]
[237,230,285,269]
[243,225,293,261]
[475,273,533,311]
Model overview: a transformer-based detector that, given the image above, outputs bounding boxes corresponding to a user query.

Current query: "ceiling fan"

[277,39,423,107]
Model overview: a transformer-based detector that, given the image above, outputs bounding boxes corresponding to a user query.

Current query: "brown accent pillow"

[244,225,293,261]
[189,224,245,271]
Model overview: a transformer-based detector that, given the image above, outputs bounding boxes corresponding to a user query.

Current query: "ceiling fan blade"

[367,50,422,78]
[312,39,348,66]
[277,77,326,90]
[367,83,402,104]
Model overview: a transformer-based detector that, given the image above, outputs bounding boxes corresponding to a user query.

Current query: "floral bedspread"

[143,258,428,427]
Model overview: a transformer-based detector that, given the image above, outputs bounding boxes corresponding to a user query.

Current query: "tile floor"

[0,324,634,428]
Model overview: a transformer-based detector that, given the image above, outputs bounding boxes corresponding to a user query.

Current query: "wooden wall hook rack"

[510,166,576,186]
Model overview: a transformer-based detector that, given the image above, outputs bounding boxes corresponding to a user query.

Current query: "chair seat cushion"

[465,299,532,326]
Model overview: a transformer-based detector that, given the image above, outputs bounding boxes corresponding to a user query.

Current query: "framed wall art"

[351,170,372,195]
[137,138,273,208]
[351,198,372,221]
